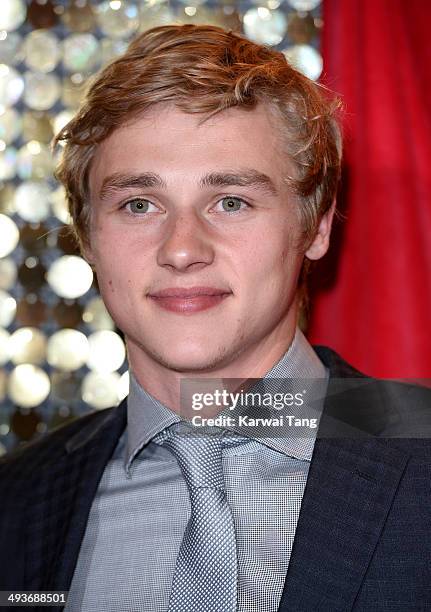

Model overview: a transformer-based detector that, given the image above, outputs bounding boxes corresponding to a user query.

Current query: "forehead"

[89,103,291,192]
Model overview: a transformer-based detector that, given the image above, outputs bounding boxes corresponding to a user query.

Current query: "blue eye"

[217,197,248,213]
[125,198,153,214]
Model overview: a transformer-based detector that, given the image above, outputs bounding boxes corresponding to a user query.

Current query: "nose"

[156,210,215,273]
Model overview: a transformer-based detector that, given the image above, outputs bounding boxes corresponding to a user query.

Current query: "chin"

[147,341,233,374]
[125,325,241,374]
[161,351,227,373]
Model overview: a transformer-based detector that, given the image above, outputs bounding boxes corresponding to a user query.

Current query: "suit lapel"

[25,400,127,595]
[277,347,411,611]
[277,436,410,611]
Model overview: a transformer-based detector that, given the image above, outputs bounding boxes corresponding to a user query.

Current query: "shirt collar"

[125,377,181,475]
[125,327,328,474]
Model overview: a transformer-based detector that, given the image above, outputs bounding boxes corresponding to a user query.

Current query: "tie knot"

[153,422,225,489]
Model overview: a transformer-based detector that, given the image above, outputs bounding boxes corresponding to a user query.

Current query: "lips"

[150,287,230,298]
[148,286,231,314]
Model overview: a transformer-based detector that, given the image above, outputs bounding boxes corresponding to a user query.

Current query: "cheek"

[243,229,294,274]
[92,243,135,299]
[241,234,302,299]
[91,224,141,276]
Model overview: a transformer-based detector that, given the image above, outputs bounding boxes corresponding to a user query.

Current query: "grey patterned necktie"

[153,423,238,612]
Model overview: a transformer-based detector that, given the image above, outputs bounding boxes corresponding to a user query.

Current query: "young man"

[1,25,430,612]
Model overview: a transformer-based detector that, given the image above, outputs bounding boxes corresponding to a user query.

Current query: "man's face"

[87,103,326,374]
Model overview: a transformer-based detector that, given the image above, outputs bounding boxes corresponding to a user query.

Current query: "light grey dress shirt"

[66,328,328,612]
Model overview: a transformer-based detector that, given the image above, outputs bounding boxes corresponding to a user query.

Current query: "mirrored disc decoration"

[16,295,47,326]
[118,370,129,402]
[51,371,81,402]
[19,223,49,254]
[282,44,323,81]
[8,364,50,408]
[47,328,89,371]
[287,12,318,44]
[22,111,54,144]
[52,298,83,327]
[14,181,51,223]
[0,290,16,327]
[0,108,22,144]
[0,184,15,215]
[0,147,17,181]
[82,296,115,331]
[61,73,88,109]
[50,185,72,224]
[0,0,27,32]
[0,213,19,257]
[24,71,61,111]
[96,2,140,39]
[81,370,122,409]
[100,38,128,67]
[9,327,47,365]
[211,7,242,32]
[18,258,47,291]
[16,141,54,181]
[23,30,61,73]
[61,0,96,33]
[49,404,75,429]
[138,3,177,31]
[10,406,42,440]
[63,33,100,73]
[253,0,282,9]
[0,258,17,290]
[0,328,10,366]
[0,371,7,403]
[287,0,321,10]
[178,0,207,8]
[0,64,24,107]
[51,110,74,138]
[0,32,24,66]
[178,6,222,26]
[0,415,8,438]
[47,255,93,299]
[86,330,126,373]
[243,7,287,46]
[27,0,58,30]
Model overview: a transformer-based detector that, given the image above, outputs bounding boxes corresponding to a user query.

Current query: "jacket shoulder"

[0,406,115,480]
[314,345,431,449]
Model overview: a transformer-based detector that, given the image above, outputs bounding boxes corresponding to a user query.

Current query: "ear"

[305,201,336,261]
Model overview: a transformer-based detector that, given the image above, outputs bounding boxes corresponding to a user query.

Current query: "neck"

[127,314,299,416]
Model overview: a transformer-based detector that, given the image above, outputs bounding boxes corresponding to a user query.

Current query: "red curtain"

[308,0,431,379]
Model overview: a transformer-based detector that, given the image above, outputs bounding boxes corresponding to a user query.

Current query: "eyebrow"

[98,169,279,200]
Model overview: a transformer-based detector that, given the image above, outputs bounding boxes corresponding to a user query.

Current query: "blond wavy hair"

[55,24,342,255]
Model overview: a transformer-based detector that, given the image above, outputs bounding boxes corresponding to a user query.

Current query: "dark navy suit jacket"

[1,346,430,611]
